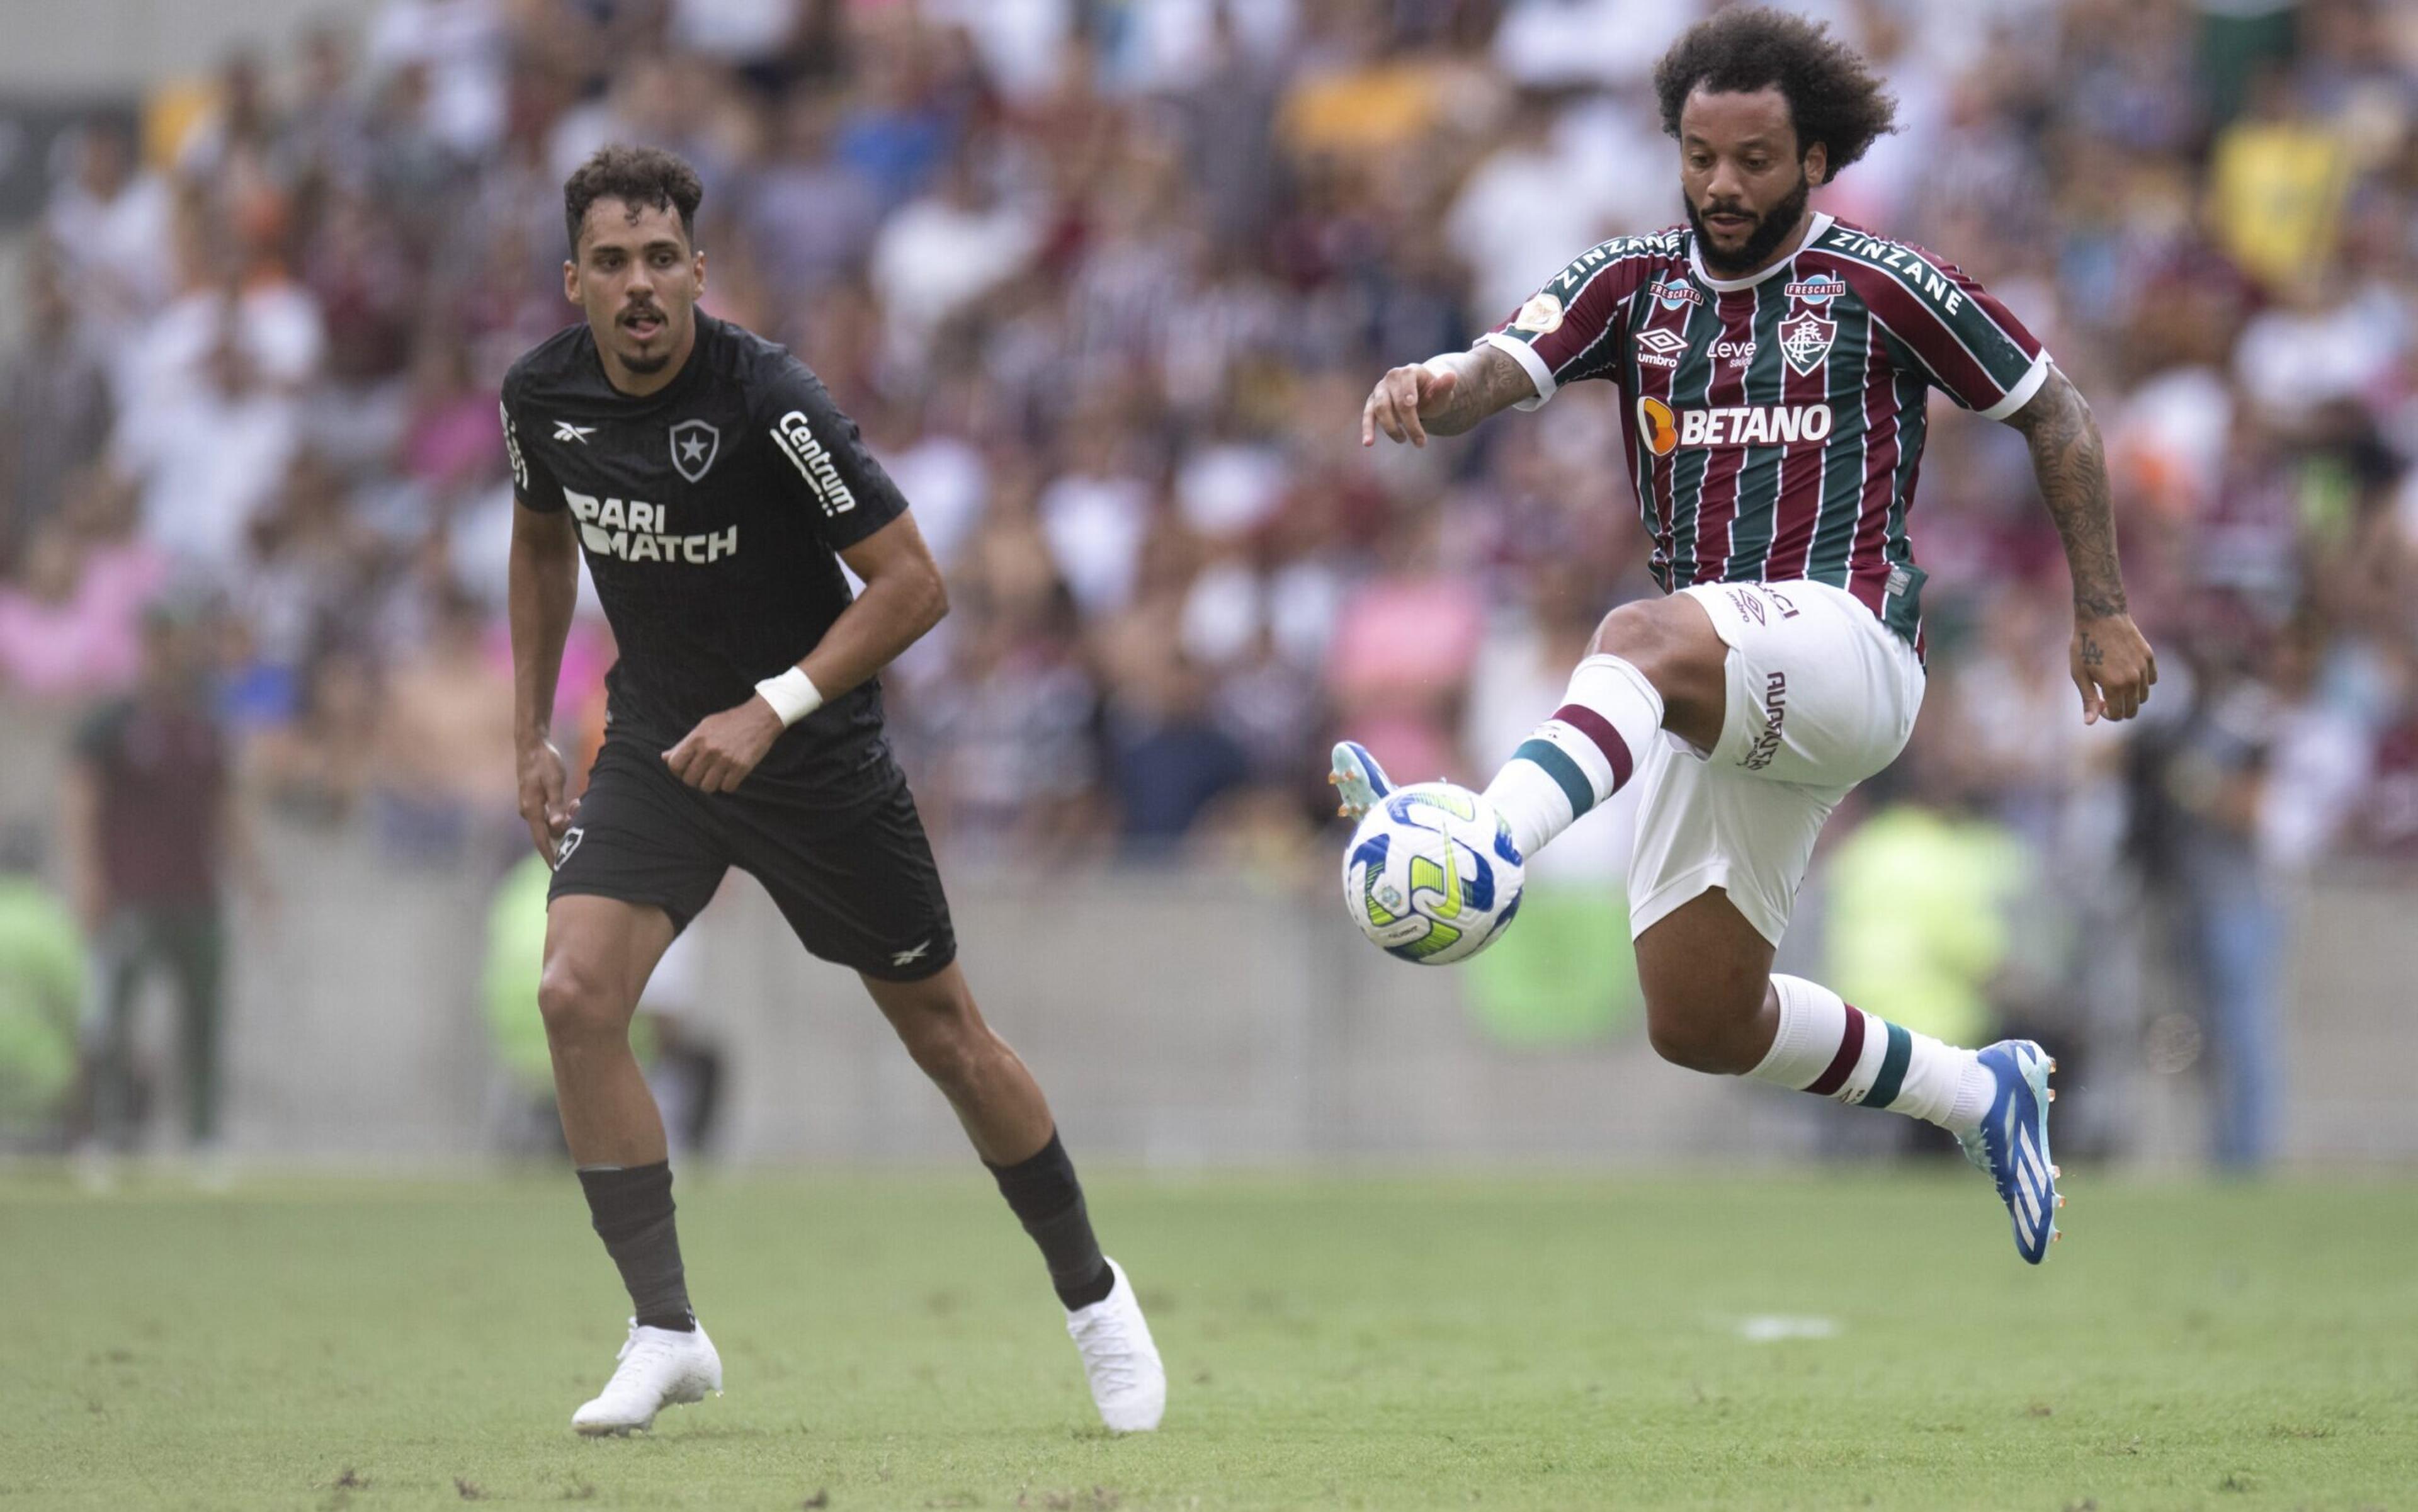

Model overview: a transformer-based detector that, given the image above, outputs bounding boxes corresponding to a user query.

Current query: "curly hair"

[562,144,704,254]
[1652,7,1898,184]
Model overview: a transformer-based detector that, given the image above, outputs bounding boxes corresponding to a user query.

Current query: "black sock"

[575,1161,695,1331]
[987,1130,1114,1309]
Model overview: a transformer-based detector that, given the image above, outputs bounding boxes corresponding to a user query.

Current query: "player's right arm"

[509,502,579,860]
[1361,344,1536,447]
[501,383,580,861]
[1362,234,1670,448]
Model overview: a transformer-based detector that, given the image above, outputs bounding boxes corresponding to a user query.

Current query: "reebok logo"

[553,420,596,444]
[890,940,931,969]
[772,409,858,518]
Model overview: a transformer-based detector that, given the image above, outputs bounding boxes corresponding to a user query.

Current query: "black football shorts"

[548,738,956,981]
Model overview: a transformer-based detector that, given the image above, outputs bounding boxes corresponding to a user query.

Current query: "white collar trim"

[1688,211,1835,292]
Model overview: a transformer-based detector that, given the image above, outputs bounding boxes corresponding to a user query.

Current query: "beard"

[614,307,678,374]
[1687,169,1812,276]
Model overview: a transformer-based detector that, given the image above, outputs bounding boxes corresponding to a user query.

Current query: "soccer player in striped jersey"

[1337,7,2155,1263]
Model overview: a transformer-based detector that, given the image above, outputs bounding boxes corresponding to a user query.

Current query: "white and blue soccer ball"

[1341,782,1524,965]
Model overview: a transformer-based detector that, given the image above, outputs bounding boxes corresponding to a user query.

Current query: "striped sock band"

[1482,653,1663,860]
[1752,974,1992,1133]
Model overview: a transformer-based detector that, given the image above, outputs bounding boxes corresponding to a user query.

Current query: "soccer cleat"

[570,1320,723,1435]
[1066,1258,1165,1432]
[1958,1040,2061,1264]
[1329,740,1395,821]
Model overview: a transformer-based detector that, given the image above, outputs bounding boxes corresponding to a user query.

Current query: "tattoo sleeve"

[2009,368,2128,618]
[1424,343,1540,436]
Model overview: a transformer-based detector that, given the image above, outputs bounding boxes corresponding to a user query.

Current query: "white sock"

[1751,974,1995,1134]
[1481,654,1664,859]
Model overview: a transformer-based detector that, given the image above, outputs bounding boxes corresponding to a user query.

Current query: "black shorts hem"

[543,881,704,935]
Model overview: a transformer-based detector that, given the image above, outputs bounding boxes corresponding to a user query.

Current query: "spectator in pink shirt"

[0,518,166,700]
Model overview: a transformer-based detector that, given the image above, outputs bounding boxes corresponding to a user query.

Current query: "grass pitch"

[4,1169,2412,1510]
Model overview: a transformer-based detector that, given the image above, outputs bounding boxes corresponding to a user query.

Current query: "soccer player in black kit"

[503,146,1164,1435]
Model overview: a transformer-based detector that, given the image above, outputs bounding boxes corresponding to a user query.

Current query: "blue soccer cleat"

[1960,1039,2063,1263]
[1329,740,1395,821]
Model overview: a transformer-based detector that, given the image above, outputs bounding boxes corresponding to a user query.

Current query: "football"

[1341,783,1525,965]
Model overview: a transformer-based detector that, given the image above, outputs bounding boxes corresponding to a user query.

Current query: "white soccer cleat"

[570,1320,723,1435]
[1329,739,1395,821]
[1066,1258,1165,1432]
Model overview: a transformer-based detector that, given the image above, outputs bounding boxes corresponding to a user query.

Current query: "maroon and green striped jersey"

[1481,212,2050,644]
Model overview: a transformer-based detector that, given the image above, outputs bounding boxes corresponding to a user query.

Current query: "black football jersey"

[501,314,909,800]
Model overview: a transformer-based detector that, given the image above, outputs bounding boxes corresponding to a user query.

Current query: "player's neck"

[596,318,700,399]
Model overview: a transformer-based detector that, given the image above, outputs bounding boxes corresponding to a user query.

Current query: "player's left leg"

[861,964,1164,1430]
[1618,581,2062,1261]
[744,780,1165,1430]
[1633,886,2001,1135]
[1635,885,2058,1261]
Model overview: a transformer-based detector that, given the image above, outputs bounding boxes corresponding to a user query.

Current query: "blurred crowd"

[1,0,2415,1166]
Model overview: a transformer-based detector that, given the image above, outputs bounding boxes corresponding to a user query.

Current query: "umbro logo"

[1635,326,1689,369]
[890,940,931,968]
[553,421,596,444]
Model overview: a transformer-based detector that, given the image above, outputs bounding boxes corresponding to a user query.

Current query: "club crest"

[669,419,720,482]
[1778,310,1836,376]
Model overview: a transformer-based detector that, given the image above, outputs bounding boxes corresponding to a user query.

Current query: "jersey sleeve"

[1852,249,2051,421]
[1477,236,1671,411]
[756,358,909,551]
[499,368,564,513]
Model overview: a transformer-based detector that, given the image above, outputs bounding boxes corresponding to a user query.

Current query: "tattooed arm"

[2006,365,2158,724]
[1361,343,1538,447]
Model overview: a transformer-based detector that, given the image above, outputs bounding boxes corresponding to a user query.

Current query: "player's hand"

[517,738,576,863]
[664,699,783,795]
[1361,361,1460,448]
[2072,611,2157,724]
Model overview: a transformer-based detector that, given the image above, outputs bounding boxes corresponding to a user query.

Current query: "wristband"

[752,666,824,727]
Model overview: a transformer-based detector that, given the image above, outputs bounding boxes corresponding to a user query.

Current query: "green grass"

[3,1169,2414,1510]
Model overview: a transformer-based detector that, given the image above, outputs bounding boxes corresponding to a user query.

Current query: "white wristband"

[752,667,824,727]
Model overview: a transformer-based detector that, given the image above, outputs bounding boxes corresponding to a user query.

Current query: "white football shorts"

[1626,578,1925,946]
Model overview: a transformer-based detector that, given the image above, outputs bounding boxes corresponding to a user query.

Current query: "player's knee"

[894,1006,987,1096]
[536,956,632,1049]
[1643,992,1764,1076]
[1590,599,1666,657]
